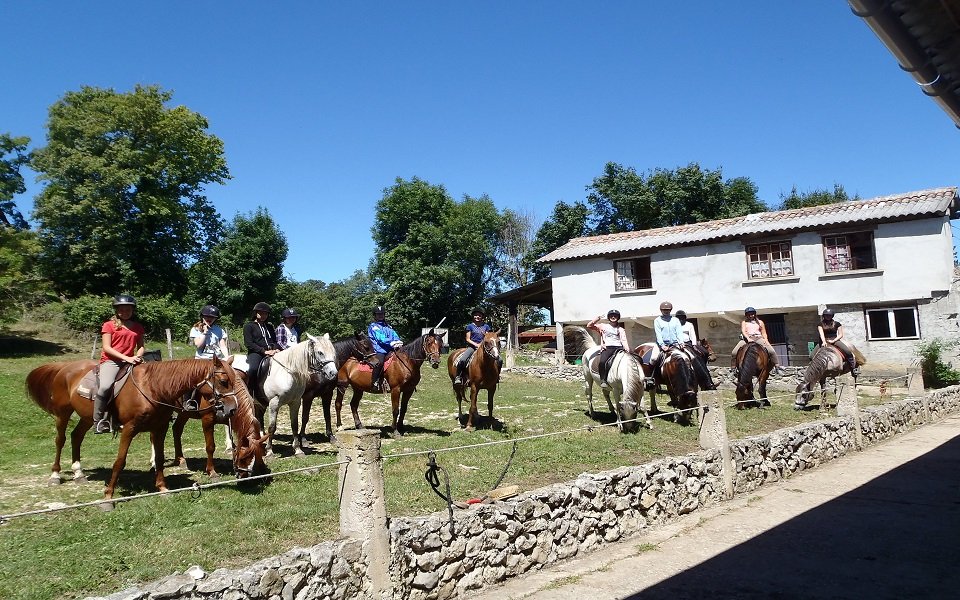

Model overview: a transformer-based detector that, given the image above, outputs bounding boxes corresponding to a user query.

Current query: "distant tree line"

[0,85,855,340]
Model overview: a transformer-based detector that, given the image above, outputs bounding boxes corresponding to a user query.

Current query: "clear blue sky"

[5,2,958,283]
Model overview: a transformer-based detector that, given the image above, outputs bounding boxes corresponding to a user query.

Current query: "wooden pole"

[165,328,174,359]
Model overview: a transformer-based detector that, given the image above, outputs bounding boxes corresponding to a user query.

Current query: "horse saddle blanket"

[351,354,396,373]
[75,364,135,401]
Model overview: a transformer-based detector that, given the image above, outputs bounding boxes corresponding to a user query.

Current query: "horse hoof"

[464,426,475,433]
[99,501,115,512]
[390,431,402,440]
[48,476,62,487]
[294,449,305,457]
[209,472,220,481]
[73,475,88,485]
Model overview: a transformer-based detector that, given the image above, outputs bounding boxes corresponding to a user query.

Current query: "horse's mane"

[619,352,643,401]
[563,326,598,359]
[332,335,365,366]
[229,374,262,440]
[140,359,228,398]
[737,343,765,388]
[400,332,436,360]
[804,346,837,386]
[275,335,335,377]
[665,350,696,395]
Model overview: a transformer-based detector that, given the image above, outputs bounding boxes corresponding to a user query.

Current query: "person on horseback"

[587,309,630,390]
[676,310,697,346]
[731,307,785,377]
[455,308,501,385]
[93,295,146,434]
[818,308,859,374]
[276,307,304,350]
[243,302,280,397]
[368,305,403,392]
[185,304,230,411]
[648,301,683,389]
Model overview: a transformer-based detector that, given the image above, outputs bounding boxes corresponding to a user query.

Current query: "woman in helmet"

[93,295,146,434]
[587,309,631,389]
[731,307,784,375]
[675,310,697,346]
[243,302,280,395]
[190,305,229,360]
[455,308,500,385]
[818,309,858,373]
[368,305,403,392]
[276,307,304,350]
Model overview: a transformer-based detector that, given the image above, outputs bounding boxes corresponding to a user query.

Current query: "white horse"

[256,334,338,456]
[563,326,650,432]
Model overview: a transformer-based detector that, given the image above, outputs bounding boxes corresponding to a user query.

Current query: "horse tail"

[563,326,597,360]
[25,363,64,415]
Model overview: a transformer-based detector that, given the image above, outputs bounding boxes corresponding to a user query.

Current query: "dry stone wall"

[91,387,960,600]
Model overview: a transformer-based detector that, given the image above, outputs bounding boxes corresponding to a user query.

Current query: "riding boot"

[847,356,859,375]
[93,395,111,434]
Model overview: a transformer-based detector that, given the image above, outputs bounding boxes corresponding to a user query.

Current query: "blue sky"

[5,2,958,283]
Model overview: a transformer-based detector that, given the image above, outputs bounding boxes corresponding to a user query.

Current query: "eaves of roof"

[537,187,958,264]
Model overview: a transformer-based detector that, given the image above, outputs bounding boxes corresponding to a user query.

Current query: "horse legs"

[486,387,495,419]
[320,389,334,440]
[334,387,345,430]
[200,414,219,478]
[49,412,69,485]
[102,426,140,509]
[69,418,92,484]
[299,394,313,447]
[264,399,280,457]
[609,389,624,432]
[758,374,770,407]
[464,385,479,431]
[172,411,189,469]
[393,389,413,438]
[349,389,364,431]
[289,401,305,456]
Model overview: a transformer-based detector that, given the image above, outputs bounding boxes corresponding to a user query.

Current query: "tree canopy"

[776,184,858,211]
[0,133,31,230]
[526,200,589,280]
[30,85,230,297]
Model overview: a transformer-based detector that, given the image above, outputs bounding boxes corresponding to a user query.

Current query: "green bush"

[60,295,193,342]
[915,338,960,389]
[61,295,113,333]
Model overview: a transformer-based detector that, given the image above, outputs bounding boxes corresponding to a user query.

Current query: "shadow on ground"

[627,436,960,599]
[0,333,75,357]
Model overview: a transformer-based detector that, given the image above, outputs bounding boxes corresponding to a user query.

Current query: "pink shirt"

[100,320,145,363]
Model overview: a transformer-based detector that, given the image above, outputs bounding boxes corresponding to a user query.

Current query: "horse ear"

[323,333,331,341]
[225,355,235,365]
[306,333,316,342]
[354,330,362,339]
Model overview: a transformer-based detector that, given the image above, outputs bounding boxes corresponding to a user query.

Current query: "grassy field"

[0,325,905,600]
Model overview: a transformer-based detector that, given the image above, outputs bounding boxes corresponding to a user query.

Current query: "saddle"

[589,349,621,375]
[75,363,136,401]
[351,353,397,374]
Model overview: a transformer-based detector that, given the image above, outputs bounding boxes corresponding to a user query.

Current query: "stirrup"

[600,381,610,389]
[183,398,199,412]
[94,419,112,434]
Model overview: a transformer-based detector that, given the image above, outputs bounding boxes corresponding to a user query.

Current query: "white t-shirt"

[680,321,697,344]
[189,324,228,359]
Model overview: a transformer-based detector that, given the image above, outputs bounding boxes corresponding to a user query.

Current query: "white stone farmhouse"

[537,187,960,370]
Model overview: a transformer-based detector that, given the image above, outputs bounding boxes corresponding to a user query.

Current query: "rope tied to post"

[424,451,456,536]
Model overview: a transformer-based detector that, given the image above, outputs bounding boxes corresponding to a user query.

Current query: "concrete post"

[555,321,565,367]
[907,367,925,395]
[506,307,517,369]
[335,429,390,599]
[835,375,862,450]
[698,390,734,499]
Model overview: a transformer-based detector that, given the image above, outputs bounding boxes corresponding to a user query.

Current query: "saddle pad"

[75,365,134,400]
[351,354,395,373]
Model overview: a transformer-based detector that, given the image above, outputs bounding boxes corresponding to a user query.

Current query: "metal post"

[335,429,390,598]
[698,390,734,499]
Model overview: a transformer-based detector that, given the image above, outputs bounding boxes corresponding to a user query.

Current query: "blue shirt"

[368,320,401,354]
[466,322,491,345]
[654,315,683,347]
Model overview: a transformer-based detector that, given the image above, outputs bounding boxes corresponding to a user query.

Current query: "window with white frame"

[614,257,652,291]
[823,232,876,272]
[746,242,793,279]
[865,306,919,340]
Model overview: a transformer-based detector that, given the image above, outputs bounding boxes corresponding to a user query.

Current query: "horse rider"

[368,305,403,392]
[276,307,304,350]
[93,295,146,434]
[454,308,501,385]
[676,309,718,390]
[676,310,697,346]
[648,301,683,388]
[587,309,630,390]
[731,307,785,377]
[243,302,280,397]
[818,308,859,374]
[185,304,230,411]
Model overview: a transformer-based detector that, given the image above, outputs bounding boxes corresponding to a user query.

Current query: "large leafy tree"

[776,184,857,211]
[276,270,382,340]
[31,85,229,297]
[586,162,766,234]
[526,200,590,280]
[188,208,288,324]
[371,178,502,337]
[0,133,31,230]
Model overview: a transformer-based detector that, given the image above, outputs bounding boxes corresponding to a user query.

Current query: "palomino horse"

[734,341,772,409]
[335,330,445,438]
[446,330,502,430]
[25,356,239,507]
[253,334,338,457]
[298,332,379,442]
[795,344,863,410]
[564,326,649,432]
[167,371,268,479]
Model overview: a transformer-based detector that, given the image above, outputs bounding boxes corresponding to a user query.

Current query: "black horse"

[734,342,773,409]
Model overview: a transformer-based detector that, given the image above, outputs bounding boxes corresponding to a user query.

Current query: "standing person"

[243,302,280,396]
[93,295,146,434]
[818,308,858,373]
[276,307,304,350]
[587,309,630,389]
[368,305,403,392]
[731,307,784,376]
[455,308,502,385]
[676,310,697,346]
[185,304,230,411]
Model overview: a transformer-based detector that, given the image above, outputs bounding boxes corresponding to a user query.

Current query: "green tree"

[776,184,857,211]
[586,162,766,234]
[0,227,51,323]
[188,208,288,324]
[0,133,31,230]
[30,85,230,297]
[276,270,383,340]
[526,200,589,280]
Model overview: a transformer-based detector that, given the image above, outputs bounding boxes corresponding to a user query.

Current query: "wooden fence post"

[335,429,391,598]
[165,328,174,359]
[835,375,862,450]
[698,390,734,499]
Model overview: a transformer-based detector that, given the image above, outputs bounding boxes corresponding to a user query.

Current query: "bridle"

[306,339,336,375]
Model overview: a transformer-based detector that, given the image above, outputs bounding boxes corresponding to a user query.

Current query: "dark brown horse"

[655,347,700,425]
[794,344,863,410]
[25,356,240,508]
[335,330,445,438]
[446,329,502,430]
[297,332,379,442]
[168,371,267,479]
[734,341,772,409]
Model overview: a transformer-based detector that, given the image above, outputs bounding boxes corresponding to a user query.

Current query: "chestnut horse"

[297,332,379,442]
[734,341,772,409]
[446,329,502,430]
[335,330,445,438]
[794,344,863,410]
[25,356,239,508]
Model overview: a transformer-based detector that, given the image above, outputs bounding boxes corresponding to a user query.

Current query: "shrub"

[61,294,193,342]
[61,295,113,334]
[915,338,960,388]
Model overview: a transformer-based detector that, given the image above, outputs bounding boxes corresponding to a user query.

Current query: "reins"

[128,363,238,414]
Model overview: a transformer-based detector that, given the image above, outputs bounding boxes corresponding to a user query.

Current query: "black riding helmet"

[281,308,300,319]
[607,309,620,319]
[822,308,835,319]
[200,305,221,319]
[675,310,687,319]
[252,302,272,317]
[471,307,485,317]
[113,294,136,307]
